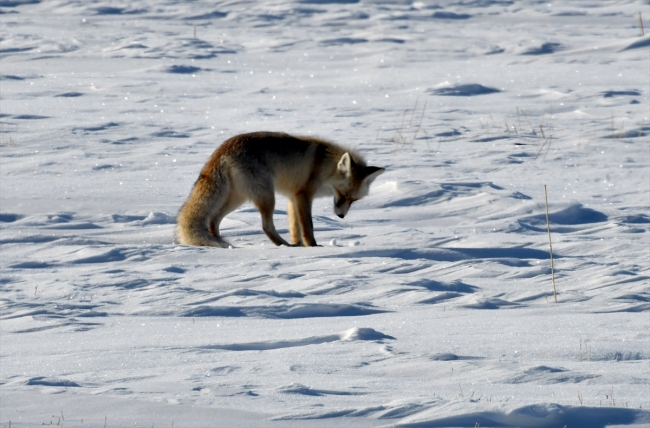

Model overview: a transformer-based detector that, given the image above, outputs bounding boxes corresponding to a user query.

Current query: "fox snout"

[334,195,352,219]
[334,206,348,219]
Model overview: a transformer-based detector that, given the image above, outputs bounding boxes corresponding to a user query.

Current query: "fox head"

[332,152,384,219]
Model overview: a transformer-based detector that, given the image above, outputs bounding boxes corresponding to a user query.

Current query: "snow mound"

[198,327,393,352]
[400,403,650,428]
[339,327,395,341]
[140,211,176,225]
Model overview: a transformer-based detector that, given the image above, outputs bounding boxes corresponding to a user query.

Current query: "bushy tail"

[176,165,232,248]
[176,222,231,247]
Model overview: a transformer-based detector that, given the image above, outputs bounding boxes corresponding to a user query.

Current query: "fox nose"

[337,214,345,219]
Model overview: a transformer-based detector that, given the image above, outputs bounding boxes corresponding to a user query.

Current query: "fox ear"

[337,152,352,176]
[363,166,385,185]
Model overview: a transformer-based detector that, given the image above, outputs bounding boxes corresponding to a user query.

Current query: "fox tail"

[176,165,232,248]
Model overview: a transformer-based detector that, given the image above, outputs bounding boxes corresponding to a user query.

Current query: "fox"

[176,131,384,247]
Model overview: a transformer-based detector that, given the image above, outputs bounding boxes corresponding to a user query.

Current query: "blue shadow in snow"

[521,42,563,55]
[328,247,553,263]
[27,377,80,387]
[432,11,471,20]
[166,65,201,74]
[429,84,501,96]
[518,203,607,232]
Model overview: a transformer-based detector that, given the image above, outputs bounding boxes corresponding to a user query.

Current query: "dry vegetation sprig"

[608,112,644,139]
[534,132,554,160]
[0,121,18,146]
[391,99,428,147]
[517,107,537,136]
[488,114,501,138]
[639,12,645,36]
[412,100,427,144]
[534,109,555,160]
[579,339,592,362]
[544,185,558,303]
[480,108,554,148]
[607,387,615,407]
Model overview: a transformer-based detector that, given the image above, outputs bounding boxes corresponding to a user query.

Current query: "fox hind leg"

[209,191,246,241]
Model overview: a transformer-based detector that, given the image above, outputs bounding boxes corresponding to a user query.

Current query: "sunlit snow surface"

[1,0,649,426]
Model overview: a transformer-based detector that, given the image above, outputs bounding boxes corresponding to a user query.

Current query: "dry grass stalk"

[639,12,645,36]
[392,99,427,147]
[544,185,558,303]
[411,101,427,145]
[518,108,537,135]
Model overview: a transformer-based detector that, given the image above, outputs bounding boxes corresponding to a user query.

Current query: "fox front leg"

[287,198,304,246]
[293,192,318,247]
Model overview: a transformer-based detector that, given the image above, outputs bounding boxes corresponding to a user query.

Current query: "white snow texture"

[1,0,649,427]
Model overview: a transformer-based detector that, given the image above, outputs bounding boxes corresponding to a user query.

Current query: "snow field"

[1,0,649,426]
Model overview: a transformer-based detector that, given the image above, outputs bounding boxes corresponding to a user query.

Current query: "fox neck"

[314,182,337,199]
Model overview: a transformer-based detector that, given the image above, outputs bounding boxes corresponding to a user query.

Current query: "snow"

[1,0,649,427]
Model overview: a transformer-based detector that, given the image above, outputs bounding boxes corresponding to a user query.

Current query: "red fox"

[176,132,384,247]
